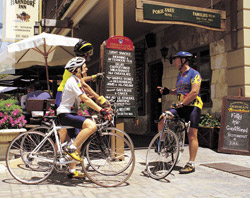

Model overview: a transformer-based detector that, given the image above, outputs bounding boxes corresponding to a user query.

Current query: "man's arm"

[80,93,102,112]
[169,89,177,95]
[83,73,104,82]
[80,78,99,99]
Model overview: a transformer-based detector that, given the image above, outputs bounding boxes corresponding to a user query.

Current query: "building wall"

[149,0,247,117]
[126,0,249,134]
[243,0,250,96]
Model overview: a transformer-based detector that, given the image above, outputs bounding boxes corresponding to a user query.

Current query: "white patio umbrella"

[0,86,18,93]
[0,32,80,92]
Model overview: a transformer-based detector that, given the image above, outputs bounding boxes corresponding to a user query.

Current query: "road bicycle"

[6,104,135,187]
[145,111,190,179]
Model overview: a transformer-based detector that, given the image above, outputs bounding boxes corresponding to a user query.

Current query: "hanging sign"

[2,0,40,42]
[136,0,226,31]
[101,36,137,118]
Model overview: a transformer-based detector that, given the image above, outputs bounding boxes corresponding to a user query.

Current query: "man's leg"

[66,119,97,161]
[67,119,97,178]
[72,119,97,148]
[188,127,198,161]
[179,127,198,174]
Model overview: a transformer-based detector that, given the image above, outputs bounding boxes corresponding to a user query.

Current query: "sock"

[188,161,195,166]
[69,169,75,173]
[69,144,77,150]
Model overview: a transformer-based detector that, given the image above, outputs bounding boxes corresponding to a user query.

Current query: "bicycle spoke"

[146,129,179,179]
[82,132,135,187]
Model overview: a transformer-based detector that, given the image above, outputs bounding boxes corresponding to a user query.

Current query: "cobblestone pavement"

[1,146,250,198]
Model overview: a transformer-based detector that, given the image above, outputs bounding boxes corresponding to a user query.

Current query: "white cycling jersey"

[57,75,84,115]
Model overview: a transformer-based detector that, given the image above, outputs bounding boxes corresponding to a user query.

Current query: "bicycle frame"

[27,119,76,166]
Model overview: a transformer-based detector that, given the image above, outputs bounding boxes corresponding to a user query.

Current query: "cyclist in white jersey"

[57,57,111,178]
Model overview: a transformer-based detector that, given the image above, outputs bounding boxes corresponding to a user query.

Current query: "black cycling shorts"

[168,106,201,129]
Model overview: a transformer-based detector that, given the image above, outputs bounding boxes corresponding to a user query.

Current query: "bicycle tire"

[86,131,134,175]
[103,127,134,150]
[82,132,135,187]
[146,129,179,180]
[6,131,56,184]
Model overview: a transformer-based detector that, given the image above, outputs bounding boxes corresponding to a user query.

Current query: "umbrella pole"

[44,56,50,93]
[43,39,50,94]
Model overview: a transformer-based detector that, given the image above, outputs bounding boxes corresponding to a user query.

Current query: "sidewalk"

[1,145,250,198]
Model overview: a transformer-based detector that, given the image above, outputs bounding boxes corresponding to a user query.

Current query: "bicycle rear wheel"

[146,129,179,180]
[82,132,135,187]
[6,131,56,184]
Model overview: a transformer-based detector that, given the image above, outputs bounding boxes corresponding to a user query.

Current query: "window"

[190,46,212,107]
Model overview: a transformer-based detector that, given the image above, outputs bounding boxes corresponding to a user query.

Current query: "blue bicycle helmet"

[173,51,193,59]
[172,51,193,70]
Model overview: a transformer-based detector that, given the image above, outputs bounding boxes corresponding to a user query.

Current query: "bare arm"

[169,89,177,95]
[82,76,92,82]
[157,86,177,95]
[80,78,99,99]
[79,93,102,112]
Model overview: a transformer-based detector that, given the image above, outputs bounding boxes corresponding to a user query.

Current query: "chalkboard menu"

[101,36,137,118]
[218,96,250,155]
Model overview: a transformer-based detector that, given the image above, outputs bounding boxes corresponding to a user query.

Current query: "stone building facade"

[125,0,250,134]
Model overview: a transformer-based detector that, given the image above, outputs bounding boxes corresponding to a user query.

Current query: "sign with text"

[136,0,226,31]
[102,36,136,118]
[2,0,39,42]
[218,96,250,155]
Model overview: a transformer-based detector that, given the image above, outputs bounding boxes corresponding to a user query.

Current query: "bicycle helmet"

[74,40,93,56]
[172,51,193,70]
[65,57,86,73]
[172,51,193,59]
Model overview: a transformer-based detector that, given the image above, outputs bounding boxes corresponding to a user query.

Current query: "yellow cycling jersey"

[57,69,72,92]
[176,68,203,110]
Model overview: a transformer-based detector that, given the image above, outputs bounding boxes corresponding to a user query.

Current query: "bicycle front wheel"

[146,129,179,180]
[6,131,56,184]
[82,132,135,187]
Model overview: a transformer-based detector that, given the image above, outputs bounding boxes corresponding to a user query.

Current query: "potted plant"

[0,99,27,160]
[198,113,221,149]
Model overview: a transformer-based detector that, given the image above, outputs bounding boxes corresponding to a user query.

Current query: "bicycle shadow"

[2,170,130,188]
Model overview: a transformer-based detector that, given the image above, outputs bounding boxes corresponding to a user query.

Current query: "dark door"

[149,62,163,132]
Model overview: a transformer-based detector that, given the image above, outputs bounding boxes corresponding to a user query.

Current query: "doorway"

[149,61,163,132]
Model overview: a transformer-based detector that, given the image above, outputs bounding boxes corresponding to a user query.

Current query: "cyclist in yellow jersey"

[158,51,203,174]
[56,40,105,107]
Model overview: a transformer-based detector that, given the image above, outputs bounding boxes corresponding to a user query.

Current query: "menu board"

[218,96,250,155]
[101,36,137,118]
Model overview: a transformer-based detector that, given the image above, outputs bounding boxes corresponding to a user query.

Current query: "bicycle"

[145,111,190,179]
[6,104,135,187]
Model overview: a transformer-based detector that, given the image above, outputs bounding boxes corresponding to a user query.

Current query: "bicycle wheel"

[146,129,179,180]
[103,127,134,150]
[82,132,135,187]
[6,131,56,184]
